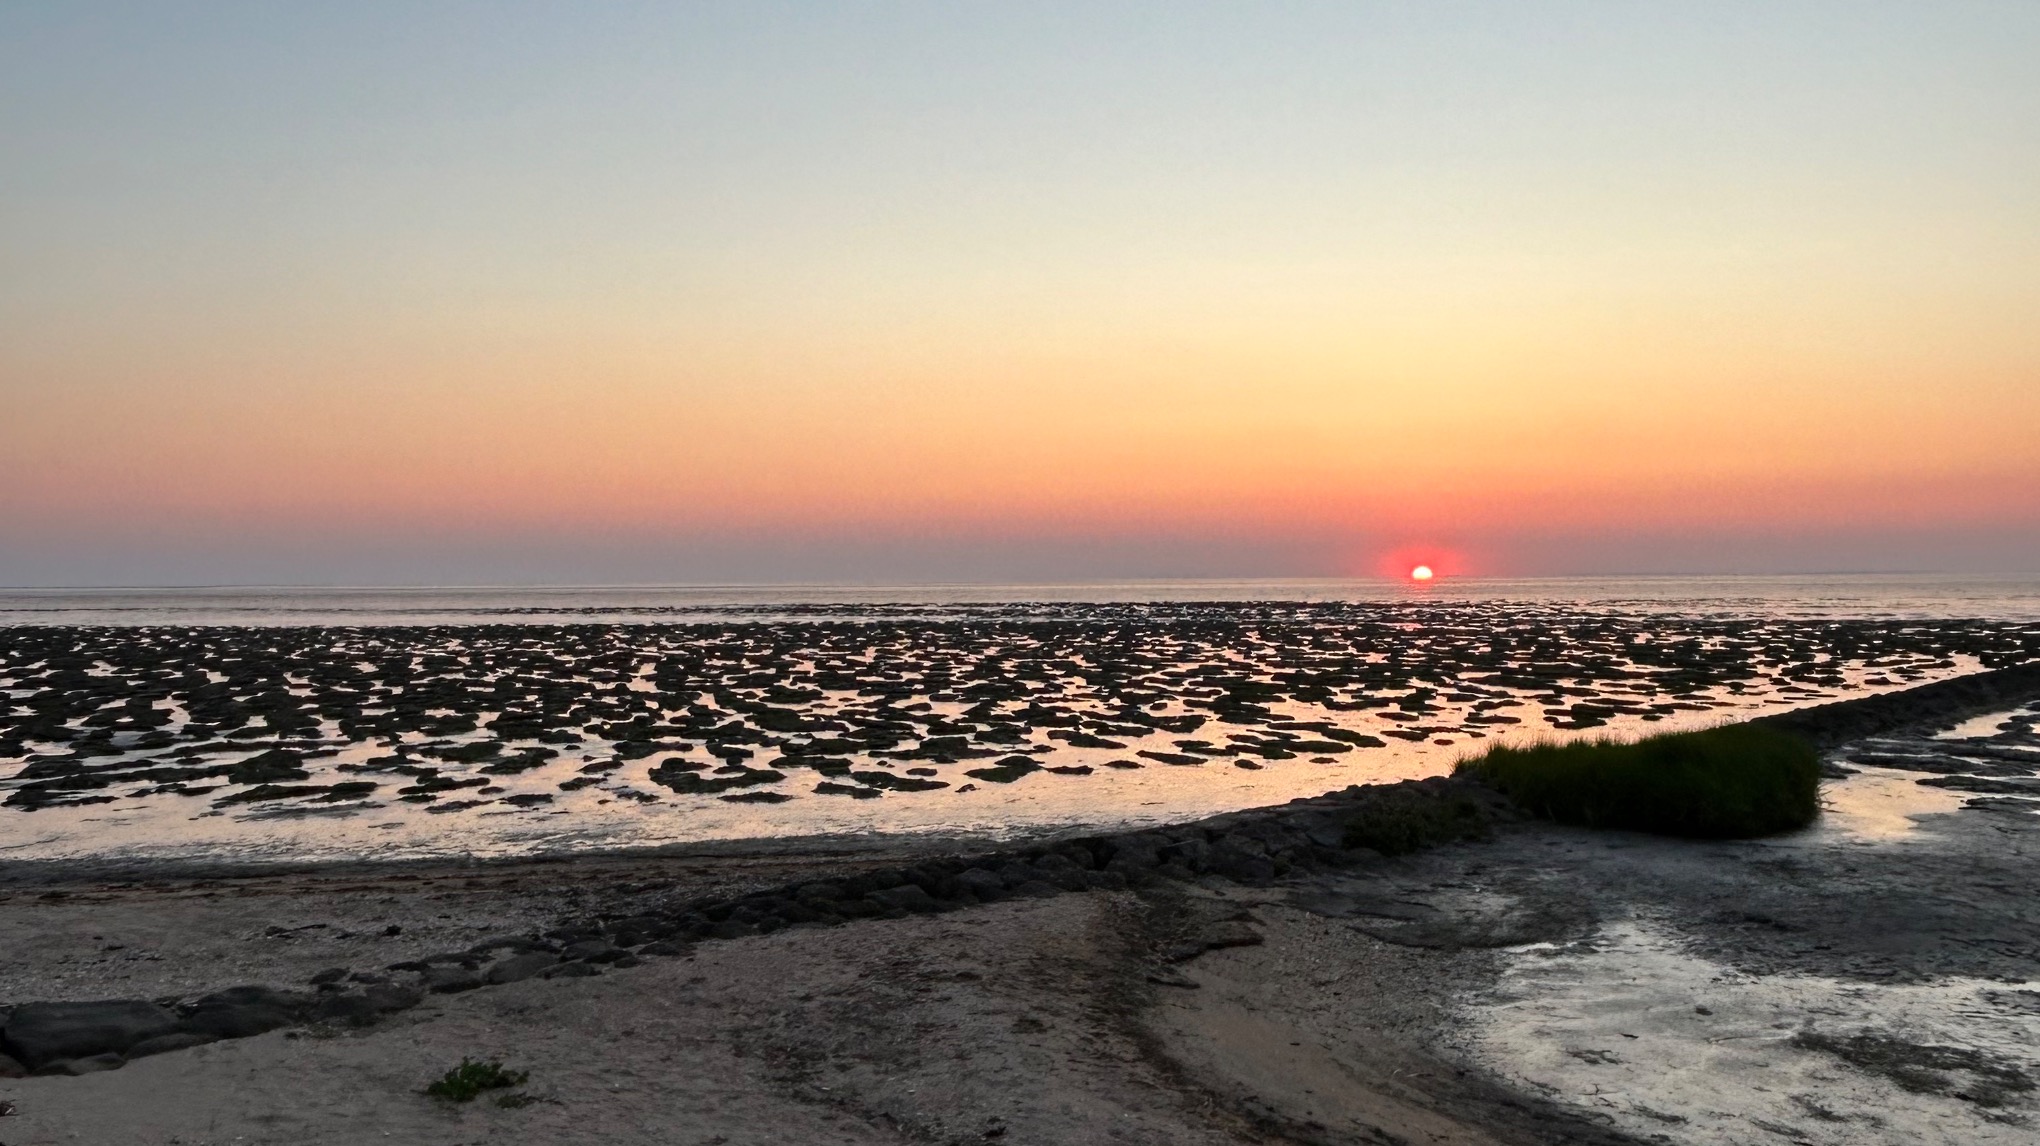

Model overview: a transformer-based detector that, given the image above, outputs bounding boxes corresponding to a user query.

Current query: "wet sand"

[6,604,2035,863]
[1,663,2037,1144]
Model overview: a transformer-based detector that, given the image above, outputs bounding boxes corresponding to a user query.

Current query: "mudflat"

[7,607,2034,865]
[1,668,2037,1144]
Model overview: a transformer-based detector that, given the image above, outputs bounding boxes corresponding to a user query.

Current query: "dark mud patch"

[1794,1029,2036,1107]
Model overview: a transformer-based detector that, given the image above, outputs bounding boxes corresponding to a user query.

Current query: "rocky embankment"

[0,774,1504,1077]
[1756,659,2040,748]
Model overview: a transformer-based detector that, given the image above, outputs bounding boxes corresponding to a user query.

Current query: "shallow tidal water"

[3,575,2037,865]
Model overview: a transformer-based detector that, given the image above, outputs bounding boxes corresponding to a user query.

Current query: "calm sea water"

[4,573,2039,626]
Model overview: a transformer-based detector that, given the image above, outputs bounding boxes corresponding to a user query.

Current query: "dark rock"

[768,900,825,924]
[1918,775,2040,795]
[814,780,883,798]
[423,966,484,994]
[848,870,905,894]
[35,1052,126,1076]
[866,884,943,913]
[309,993,380,1026]
[486,952,559,984]
[651,761,786,795]
[1138,750,1209,766]
[963,755,1041,784]
[1849,752,2029,776]
[955,868,1008,902]
[1204,842,1279,884]
[1102,834,1162,870]
[191,985,310,1012]
[996,861,1043,889]
[561,940,625,963]
[213,783,319,805]
[2,999,180,1069]
[1046,845,1095,870]
[483,748,559,775]
[849,769,949,792]
[309,967,347,986]
[611,917,674,945]
[225,748,308,784]
[639,940,696,957]
[1031,853,1091,891]
[544,961,602,979]
[0,1052,24,1078]
[1966,796,2040,813]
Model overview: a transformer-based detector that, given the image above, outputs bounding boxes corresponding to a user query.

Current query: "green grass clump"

[1342,788,1494,855]
[1455,724,1819,838]
[424,1058,529,1102]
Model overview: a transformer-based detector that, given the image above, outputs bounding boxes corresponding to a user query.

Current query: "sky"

[3,1,2037,586]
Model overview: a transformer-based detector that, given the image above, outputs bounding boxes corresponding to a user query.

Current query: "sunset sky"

[4,2,2037,585]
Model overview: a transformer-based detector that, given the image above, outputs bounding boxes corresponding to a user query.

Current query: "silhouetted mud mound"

[3,606,2033,828]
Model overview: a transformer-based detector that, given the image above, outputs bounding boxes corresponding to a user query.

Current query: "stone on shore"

[1,1000,180,1070]
[486,951,560,984]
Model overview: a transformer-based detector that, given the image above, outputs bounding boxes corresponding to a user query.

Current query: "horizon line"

[3,570,2036,594]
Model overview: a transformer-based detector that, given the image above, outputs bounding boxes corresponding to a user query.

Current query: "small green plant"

[1456,723,1819,838]
[424,1057,529,1102]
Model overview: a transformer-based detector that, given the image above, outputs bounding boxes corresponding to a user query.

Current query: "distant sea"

[4,573,2039,626]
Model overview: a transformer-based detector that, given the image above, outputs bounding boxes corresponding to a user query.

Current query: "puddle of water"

[1935,708,2036,740]
[1463,921,2040,1146]
[1820,769,1972,840]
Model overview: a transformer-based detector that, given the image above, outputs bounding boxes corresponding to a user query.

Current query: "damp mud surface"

[5,602,2036,863]
[1,612,2038,1144]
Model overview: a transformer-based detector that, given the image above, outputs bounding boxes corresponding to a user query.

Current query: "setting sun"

[1410,565,1435,582]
